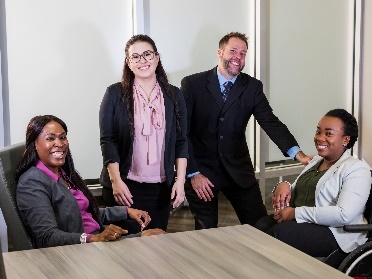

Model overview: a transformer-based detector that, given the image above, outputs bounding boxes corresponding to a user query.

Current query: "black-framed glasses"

[127,50,158,63]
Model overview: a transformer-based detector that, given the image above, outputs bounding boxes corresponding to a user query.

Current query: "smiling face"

[126,41,159,81]
[314,116,350,163]
[35,121,69,174]
[217,37,247,79]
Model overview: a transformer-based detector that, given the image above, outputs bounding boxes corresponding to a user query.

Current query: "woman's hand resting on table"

[141,229,166,236]
[89,225,166,242]
[89,224,127,242]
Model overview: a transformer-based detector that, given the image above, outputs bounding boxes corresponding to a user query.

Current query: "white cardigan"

[294,150,371,253]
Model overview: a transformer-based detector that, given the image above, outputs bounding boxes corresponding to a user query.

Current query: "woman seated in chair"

[255,109,371,257]
[16,115,165,248]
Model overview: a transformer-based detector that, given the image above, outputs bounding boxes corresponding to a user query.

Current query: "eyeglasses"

[127,50,158,63]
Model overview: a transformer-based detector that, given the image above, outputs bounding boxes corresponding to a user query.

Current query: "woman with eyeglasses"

[99,34,188,231]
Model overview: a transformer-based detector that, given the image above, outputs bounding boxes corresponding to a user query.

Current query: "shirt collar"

[35,160,60,182]
[217,67,238,87]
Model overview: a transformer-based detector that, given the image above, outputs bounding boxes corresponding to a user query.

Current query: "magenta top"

[127,80,166,183]
[36,161,100,235]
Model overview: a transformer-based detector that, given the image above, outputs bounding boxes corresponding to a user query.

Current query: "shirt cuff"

[187,171,200,178]
[287,146,301,160]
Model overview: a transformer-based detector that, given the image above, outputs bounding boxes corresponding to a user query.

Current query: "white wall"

[5,0,258,178]
[265,0,354,161]
[360,0,372,168]
[6,0,133,178]
[0,52,3,148]
[145,0,257,163]
[4,0,368,177]
[144,0,255,87]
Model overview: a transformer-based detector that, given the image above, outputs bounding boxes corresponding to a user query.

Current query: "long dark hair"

[15,115,100,222]
[122,34,181,137]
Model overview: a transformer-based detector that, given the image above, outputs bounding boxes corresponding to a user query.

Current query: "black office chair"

[0,142,33,251]
[322,172,372,277]
[0,237,7,279]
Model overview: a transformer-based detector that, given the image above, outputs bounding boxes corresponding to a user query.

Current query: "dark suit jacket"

[181,67,298,189]
[99,82,188,188]
[17,167,134,248]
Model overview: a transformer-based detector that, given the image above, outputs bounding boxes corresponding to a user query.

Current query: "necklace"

[136,82,157,101]
[58,170,75,190]
[316,160,333,173]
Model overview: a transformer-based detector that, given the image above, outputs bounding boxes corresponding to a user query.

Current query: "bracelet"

[80,233,89,244]
[272,181,292,193]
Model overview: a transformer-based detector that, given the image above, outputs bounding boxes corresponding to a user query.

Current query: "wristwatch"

[80,233,88,244]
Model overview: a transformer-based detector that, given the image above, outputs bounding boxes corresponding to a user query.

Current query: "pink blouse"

[127,80,166,183]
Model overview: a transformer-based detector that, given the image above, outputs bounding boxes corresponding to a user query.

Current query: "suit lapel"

[222,74,246,114]
[206,68,224,110]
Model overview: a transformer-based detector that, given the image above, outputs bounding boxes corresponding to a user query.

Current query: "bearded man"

[180,32,311,229]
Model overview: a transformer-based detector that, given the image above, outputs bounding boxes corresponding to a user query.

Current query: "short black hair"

[325,109,358,149]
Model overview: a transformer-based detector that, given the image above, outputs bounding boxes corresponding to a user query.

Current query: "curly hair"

[324,109,358,149]
[121,34,181,138]
[15,115,101,222]
[219,32,249,49]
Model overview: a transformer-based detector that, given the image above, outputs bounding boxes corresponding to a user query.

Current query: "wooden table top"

[3,225,349,279]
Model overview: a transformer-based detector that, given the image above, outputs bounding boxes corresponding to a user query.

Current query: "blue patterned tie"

[222,81,233,102]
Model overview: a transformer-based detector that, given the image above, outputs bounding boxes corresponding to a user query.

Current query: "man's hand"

[295,151,313,166]
[191,173,214,202]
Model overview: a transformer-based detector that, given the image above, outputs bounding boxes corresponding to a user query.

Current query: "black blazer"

[181,67,298,189]
[99,82,188,188]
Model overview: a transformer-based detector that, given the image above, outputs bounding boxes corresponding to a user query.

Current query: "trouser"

[185,163,267,230]
[255,215,339,257]
[102,179,171,231]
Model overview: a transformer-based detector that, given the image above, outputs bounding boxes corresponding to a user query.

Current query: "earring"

[343,143,347,147]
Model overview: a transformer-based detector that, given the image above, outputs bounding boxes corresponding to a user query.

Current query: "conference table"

[3,224,349,278]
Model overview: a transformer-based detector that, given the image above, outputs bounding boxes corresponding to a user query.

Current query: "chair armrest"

[343,224,372,232]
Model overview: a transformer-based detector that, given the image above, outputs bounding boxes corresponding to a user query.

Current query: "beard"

[222,58,245,77]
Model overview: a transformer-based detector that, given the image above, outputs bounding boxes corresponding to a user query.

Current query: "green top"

[291,160,327,207]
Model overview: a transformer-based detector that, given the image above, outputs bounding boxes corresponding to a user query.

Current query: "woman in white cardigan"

[255,109,371,257]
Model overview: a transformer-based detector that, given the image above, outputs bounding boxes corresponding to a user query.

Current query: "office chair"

[0,142,33,251]
[0,237,7,279]
[322,171,372,277]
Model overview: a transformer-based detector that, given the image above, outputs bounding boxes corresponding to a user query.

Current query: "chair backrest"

[0,142,33,251]
[0,238,7,279]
